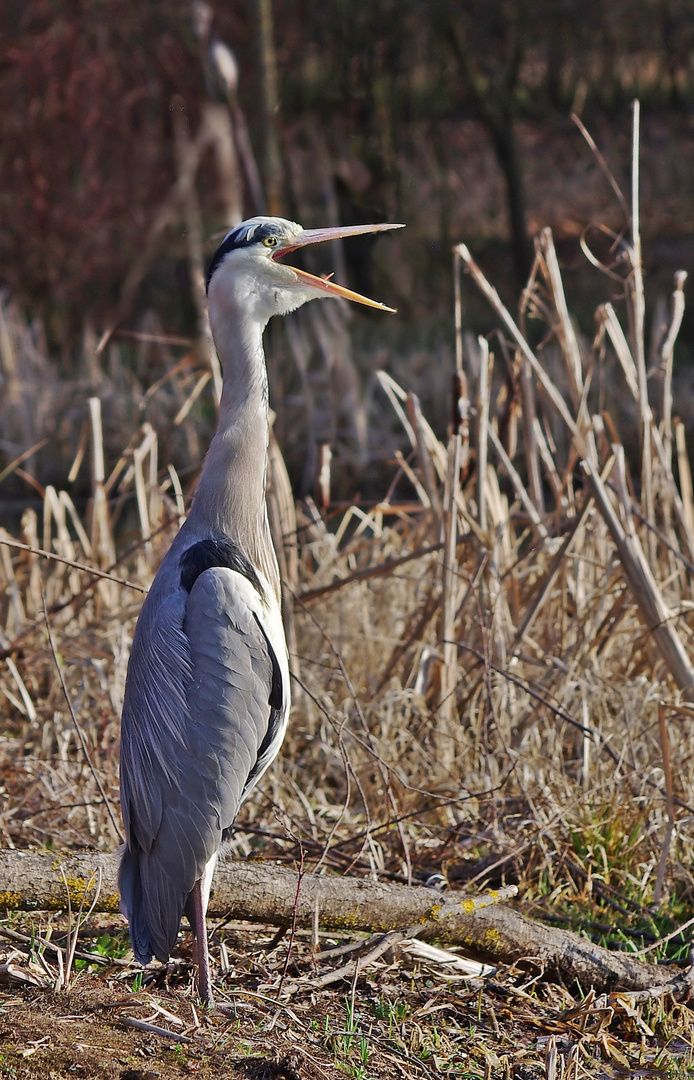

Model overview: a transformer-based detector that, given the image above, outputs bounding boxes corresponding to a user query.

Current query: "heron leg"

[190,878,214,1006]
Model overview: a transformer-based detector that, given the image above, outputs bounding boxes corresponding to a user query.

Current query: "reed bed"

[0,111,693,982]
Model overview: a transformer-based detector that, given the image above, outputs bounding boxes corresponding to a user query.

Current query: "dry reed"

[0,108,693,973]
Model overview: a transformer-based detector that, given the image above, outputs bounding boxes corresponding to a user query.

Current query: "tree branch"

[0,851,689,996]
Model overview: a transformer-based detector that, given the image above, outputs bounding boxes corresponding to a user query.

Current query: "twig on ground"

[119,1016,193,1042]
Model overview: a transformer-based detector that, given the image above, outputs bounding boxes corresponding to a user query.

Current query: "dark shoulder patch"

[180,538,263,595]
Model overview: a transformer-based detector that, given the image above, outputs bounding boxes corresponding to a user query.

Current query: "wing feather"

[119,565,288,964]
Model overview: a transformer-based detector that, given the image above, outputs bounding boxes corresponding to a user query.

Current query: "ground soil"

[1,921,693,1080]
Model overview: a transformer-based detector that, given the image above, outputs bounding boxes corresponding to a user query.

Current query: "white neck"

[186,297,280,600]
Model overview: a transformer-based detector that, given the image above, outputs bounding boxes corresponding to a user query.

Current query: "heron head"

[206,216,403,323]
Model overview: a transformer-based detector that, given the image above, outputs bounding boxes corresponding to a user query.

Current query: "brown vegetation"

[0,102,693,1074]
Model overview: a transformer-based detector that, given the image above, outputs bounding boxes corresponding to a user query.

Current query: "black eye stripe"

[205,221,285,292]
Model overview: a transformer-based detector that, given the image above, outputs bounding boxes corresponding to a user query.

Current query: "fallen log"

[0,850,687,996]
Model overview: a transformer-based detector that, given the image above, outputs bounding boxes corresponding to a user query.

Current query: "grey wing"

[119,568,285,964]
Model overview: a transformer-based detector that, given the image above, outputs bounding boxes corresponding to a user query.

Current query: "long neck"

[186,304,280,599]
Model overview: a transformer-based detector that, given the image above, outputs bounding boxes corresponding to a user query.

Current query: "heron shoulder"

[179,536,264,597]
[183,562,289,712]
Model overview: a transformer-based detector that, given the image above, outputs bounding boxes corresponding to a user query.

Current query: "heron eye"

[263,236,279,248]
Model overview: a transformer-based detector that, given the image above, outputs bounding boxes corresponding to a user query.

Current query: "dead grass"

[2,926,694,1079]
[1,108,694,1075]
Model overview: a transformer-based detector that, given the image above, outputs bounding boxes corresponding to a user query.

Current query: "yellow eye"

[263,236,279,248]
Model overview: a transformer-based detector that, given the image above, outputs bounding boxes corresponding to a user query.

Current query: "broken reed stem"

[0,527,27,632]
[454,249,463,374]
[488,427,548,543]
[88,398,116,617]
[376,370,417,452]
[600,303,640,402]
[539,229,584,417]
[661,271,688,465]
[581,460,694,701]
[653,701,677,908]
[476,336,490,533]
[532,416,564,504]
[630,100,656,565]
[407,391,443,535]
[377,370,447,485]
[518,353,544,515]
[675,422,694,552]
[439,430,462,748]
[455,244,586,456]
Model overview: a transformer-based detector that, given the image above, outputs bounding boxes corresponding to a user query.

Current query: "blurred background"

[1,0,694,508]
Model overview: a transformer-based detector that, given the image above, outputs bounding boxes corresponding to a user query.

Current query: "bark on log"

[0,851,687,996]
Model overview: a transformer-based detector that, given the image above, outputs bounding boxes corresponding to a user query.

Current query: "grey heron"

[118,215,402,1006]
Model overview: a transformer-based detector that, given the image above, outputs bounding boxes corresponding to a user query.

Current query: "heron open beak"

[272,222,404,312]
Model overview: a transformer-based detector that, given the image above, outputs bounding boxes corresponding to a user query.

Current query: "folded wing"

[119,566,287,963]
